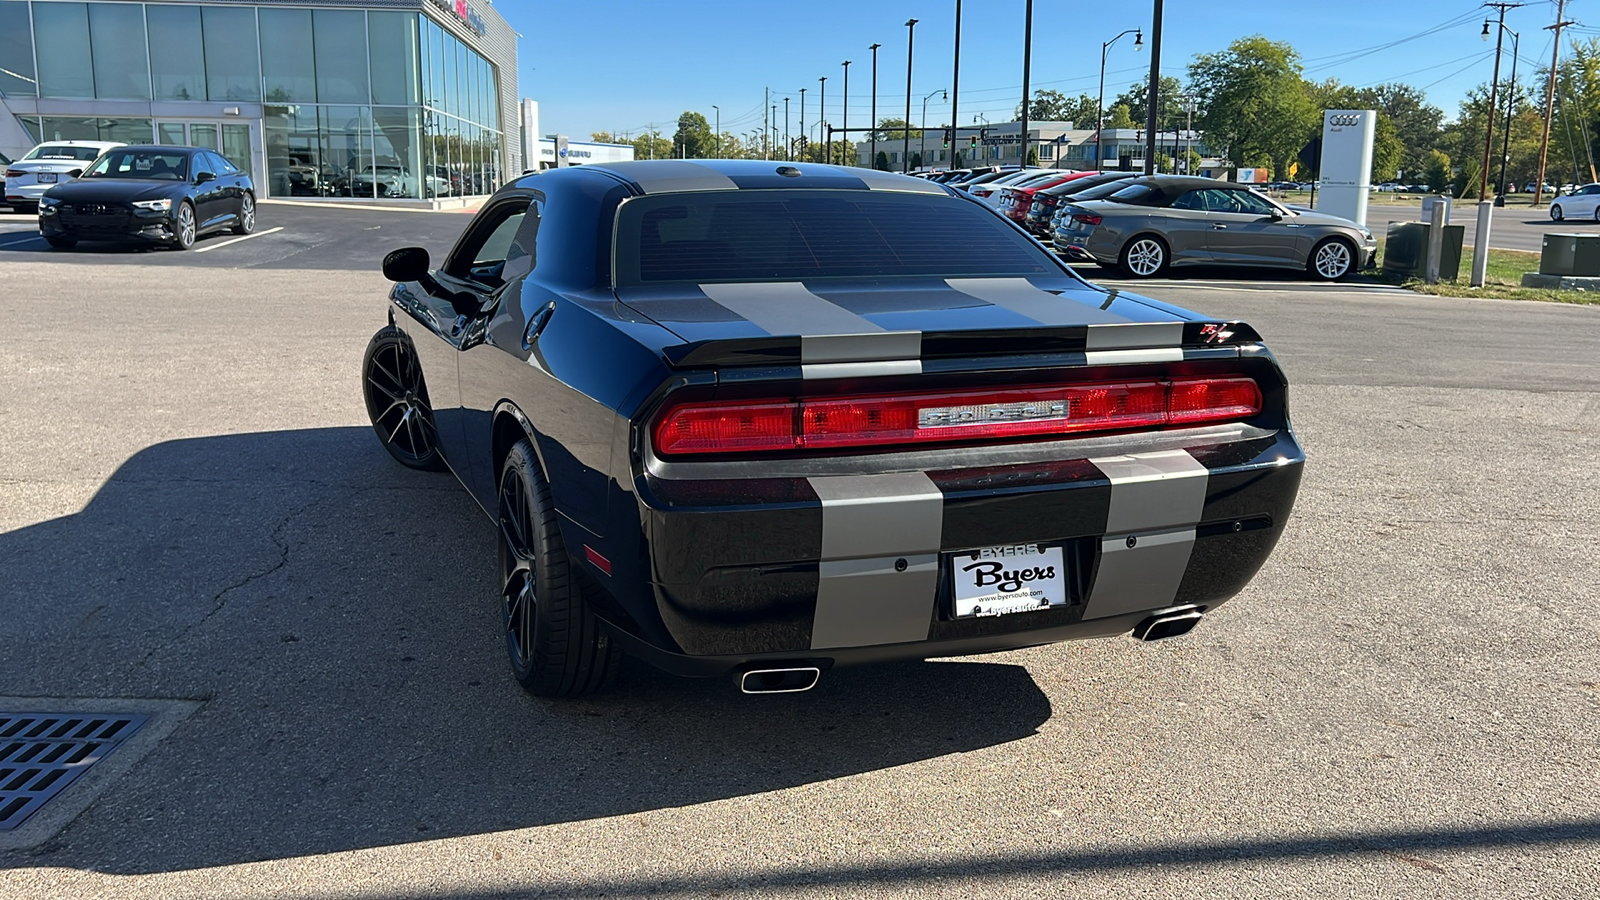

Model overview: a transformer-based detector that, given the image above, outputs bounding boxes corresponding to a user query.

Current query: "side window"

[208,151,238,175]
[1169,190,1208,211]
[444,198,534,290]
[1232,191,1279,215]
[1201,189,1241,213]
[194,152,218,176]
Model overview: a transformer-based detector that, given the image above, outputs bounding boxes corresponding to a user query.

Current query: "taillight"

[3,169,23,178]
[1072,213,1103,226]
[652,377,1262,456]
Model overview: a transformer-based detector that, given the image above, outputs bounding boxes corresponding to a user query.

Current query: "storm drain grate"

[0,713,147,831]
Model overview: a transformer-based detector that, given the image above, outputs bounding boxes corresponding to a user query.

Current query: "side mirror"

[383,246,432,283]
[68,168,83,178]
[195,171,215,184]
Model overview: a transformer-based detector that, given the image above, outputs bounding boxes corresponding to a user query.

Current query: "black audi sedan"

[38,145,255,250]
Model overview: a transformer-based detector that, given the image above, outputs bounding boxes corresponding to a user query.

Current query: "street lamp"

[819,76,827,164]
[1472,2,1522,287]
[903,18,918,174]
[842,60,852,166]
[869,42,881,170]
[799,87,807,160]
[711,104,719,158]
[1487,22,1521,207]
[951,0,963,167]
[921,89,946,167]
[1096,29,1142,173]
[784,96,790,161]
[1143,0,1164,175]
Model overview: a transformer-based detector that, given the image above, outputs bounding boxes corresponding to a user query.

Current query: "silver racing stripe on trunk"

[699,282,922,380]
[943,277,1133,326]
[807,472,943,649]
[1084,321,1186,366]
[1082,449,1209,620]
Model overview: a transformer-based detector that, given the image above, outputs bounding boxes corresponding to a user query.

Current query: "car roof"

[32,140,123,147]
[563,159,950,197]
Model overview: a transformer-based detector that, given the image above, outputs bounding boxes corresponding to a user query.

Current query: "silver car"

[1054,175,1377,281]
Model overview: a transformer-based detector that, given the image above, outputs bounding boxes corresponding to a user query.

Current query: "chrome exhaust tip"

[737,667,821,695]
[1133,608,1204,642]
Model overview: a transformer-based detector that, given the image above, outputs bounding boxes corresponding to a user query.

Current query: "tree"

[630,130,672,161]
[1025,148,1039,166]
[1423,150,1452,192]
[1018,89,1100,127]
[871,117,920,141]
[874,150,890,171]
[1188,37,1320,180]
[909,152,923,171]
[1105,103,1136,129]
[673,111,714,159]
[1112,76,1187,127]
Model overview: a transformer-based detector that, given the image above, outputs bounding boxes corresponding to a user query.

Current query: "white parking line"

[0,233,40,248]
[193,226,284,253]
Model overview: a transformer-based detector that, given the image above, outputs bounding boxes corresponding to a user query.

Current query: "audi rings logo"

[1327,114,1362,127]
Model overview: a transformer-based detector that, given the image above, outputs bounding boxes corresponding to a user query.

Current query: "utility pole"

[712,104,720,159]
[799,87,807,160]
[785,96,791,161]
[870,43,881,170]
[764,88,770,160]
[1535,0,1572,207]
[1020,0,1033,167]
[820,76,828,164]
[842,60,851,165]
[904,19,918,173]
[1143,0,1163,175]
[951,0,962,168]
[1474,2,1524,288]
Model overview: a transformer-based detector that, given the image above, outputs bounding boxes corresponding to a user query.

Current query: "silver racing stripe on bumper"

[1084,322,1185,366]
[1082,449,1209,620]
[698,282,922,380]
[807,472,943,649]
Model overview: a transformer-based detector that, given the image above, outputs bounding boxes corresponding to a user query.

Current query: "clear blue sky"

[497,0,1582,141]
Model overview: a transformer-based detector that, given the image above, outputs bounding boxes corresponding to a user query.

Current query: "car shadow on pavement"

[0,427,1052,875]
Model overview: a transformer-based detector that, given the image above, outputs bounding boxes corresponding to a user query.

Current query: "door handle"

[1212,224,1227,229]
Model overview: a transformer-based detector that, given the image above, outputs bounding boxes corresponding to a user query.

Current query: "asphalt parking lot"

[1,205,1598,898]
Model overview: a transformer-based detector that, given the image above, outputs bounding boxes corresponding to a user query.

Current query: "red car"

[999,171,1096,224]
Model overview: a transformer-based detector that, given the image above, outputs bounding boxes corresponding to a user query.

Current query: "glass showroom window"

[0,1,37,96]
[33,2,93,99]
[373,107,423,199]
[147,4,206,102]
[260,7,316,103]
[38,116,154,145]
[313,9,369,104]
[370,12,421,106]
[89,2,150,100]
[202,5,260,101]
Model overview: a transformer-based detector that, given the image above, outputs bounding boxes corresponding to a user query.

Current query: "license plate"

[951,544,1068,618]
[37,174,56,183]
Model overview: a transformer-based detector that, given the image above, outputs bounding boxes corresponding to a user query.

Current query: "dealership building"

[0,0,519,203]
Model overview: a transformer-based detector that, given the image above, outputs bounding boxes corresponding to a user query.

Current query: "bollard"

[1425,199,1446,284]
[1470,200,1493,287]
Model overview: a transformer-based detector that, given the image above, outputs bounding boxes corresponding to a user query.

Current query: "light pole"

[819,76,827,164]
[1181,98,1195,173]
[1473,3,1524,287]
[1143,0,1163,175]
[1096,29,1142,172]
[951,0,962,168]
[921,89,945,168]
[869,42,881,170]
[712,104,719,158]
[1020,0,1033,167]
[771,104,777,160]
[842,60,851,165]
[799,87,807,160]
[1490,24,1520,207]
[903,18,918,174]
[784,96,791,161]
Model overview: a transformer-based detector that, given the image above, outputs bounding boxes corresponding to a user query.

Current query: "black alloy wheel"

[233,193,255,235]
[361,326,445,471]
[171,201,196,250]
[498,438,621,698]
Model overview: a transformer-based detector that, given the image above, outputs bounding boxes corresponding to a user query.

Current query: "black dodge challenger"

[366,159,1304,697]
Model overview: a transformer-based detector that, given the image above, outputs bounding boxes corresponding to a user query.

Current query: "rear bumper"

[620,423,1303,676]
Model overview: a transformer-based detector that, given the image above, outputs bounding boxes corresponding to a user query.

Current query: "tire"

[1551,204,1565,222]
[361,326,446,471]
[232,192,255,235]
[498,439,622,698]
[1119,235,1169,278]
[45,235,77,249]
[170,202,196,250]
[1308,237,1357,281]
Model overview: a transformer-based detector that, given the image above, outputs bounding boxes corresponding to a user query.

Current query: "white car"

[4,140,124,212]
[349,164,420,199]
[1548,183,1600,222]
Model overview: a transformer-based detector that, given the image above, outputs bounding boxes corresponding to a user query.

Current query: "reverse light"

[653,377,1262,456]
[132,199,172,211]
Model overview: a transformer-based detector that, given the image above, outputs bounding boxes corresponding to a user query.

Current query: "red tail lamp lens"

[652,377,1262,456]
[1071,213,1103,226]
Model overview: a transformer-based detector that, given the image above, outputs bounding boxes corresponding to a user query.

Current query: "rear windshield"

[1069,180,1133,201]
[615,190,1057,285]
[1107,183,1165,206]
[25,145,103,161]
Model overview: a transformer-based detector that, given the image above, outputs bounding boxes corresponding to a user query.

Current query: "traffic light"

[943,127,952,149]
[970,135,978,149]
